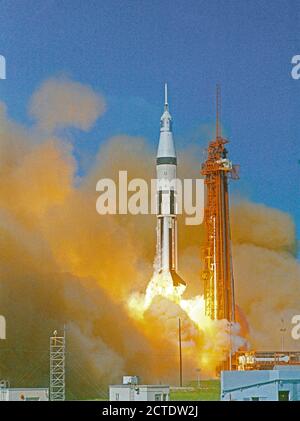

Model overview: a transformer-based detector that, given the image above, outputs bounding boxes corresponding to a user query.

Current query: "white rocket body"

[156,85,185,287]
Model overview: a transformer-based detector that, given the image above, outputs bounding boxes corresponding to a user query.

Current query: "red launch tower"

[201,86,238,322]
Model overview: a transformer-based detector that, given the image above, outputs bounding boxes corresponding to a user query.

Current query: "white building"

[0,388,49,401]
[221,366,300,401]
[109,376,169,401]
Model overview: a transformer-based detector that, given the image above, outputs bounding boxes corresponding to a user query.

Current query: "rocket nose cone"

[157,131,176,159]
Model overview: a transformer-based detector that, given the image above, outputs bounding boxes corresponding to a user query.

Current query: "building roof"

[222,368,300,393]
[4,388,48,391]
[109,384,169,388]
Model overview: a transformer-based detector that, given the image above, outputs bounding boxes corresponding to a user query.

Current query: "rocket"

[156,84,186,288]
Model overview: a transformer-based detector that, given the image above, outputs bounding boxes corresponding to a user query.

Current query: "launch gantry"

[201,85,238,322]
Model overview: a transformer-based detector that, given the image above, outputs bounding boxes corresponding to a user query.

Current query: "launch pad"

[233,351,300,371]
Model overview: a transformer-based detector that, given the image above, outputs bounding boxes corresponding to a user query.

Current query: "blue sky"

[0,0,299,240]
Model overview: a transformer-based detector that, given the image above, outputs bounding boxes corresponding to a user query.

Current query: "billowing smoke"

[231,202,300,349]
[0,78,299,398]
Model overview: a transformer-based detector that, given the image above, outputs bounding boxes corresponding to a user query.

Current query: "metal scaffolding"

[50,328,66,401]
[201,85,238,322]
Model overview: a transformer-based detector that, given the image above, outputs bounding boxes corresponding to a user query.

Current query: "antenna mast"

[216,84,221,138]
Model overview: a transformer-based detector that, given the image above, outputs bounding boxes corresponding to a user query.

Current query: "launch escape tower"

[201,86,238,322]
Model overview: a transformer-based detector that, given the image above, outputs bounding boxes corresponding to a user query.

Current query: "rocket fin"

[170,270,186,287]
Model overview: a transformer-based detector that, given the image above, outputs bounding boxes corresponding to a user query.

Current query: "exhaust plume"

[0,78,299,398]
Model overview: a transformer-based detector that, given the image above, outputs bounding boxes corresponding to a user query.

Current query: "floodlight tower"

[50,327,66,401]
[201,85,238,322]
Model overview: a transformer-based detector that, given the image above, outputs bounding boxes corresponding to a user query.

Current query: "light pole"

[178,318,183,387]
[229,321,232,371]
[280,318,286,353]
[196,368,201,388]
